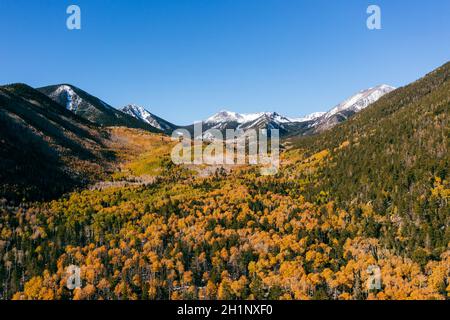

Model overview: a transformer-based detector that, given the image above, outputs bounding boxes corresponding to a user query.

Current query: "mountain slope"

[310,84,396,133]
[38,85,162,133]
[121,104,177,133]
[0,84,111,202]
[288,62,450,257]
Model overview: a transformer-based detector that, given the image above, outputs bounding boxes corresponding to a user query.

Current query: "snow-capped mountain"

[38,83,396,138]
[204,110,291,125]
[312,84,396,132]
[38,84,162,133]
[121,104,176,133]
[39,84,117,115]
[325,84,395,118]
[188,84,396,138]
[238,112,292,132]
[205,110,247,124]
[289,112,326,123]
[187,110,319,139]
[45,85,83,112]
[204,111,291,129]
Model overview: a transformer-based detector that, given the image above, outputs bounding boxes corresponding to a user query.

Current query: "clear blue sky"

[1,0,449,125]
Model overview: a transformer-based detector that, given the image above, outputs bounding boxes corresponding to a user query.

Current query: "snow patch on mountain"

[50,85,83,112]
[205,110,267,124]
[289,112,326,123]
[207,110,293,125]
[121,104,173,131]
[198,84,395,136]
[325,84,395,119]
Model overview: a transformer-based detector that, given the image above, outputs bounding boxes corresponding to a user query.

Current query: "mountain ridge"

[38,84,163,133]
[187,84,396,138]
[31,82,396,138]
[121,104,177,134]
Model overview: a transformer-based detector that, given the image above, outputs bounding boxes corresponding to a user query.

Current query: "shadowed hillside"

[0,84,112,202]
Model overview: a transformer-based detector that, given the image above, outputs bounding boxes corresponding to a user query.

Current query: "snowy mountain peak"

[205,110,245,123]
[288,112,326,123]
[122,104,150,121]
[206,110,293,125]
[258,112,292,123]
[49,85,83,112]
[121,104,175,132]
[325,84,396,119]
[197,84,396,136]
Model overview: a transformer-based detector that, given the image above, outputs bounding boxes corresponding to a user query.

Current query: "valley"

[0,62,448,300]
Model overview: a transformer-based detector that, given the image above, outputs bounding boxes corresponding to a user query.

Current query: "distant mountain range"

[312,84,396,133]
[1,62,449,204]
[2,83,396,139]
[181,84,396,138]
[120,84,395,138]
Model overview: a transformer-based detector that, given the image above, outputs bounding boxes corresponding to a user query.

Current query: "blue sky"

[1,0,449,125]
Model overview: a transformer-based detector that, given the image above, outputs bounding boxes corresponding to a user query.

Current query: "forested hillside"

[288,62,449,260]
